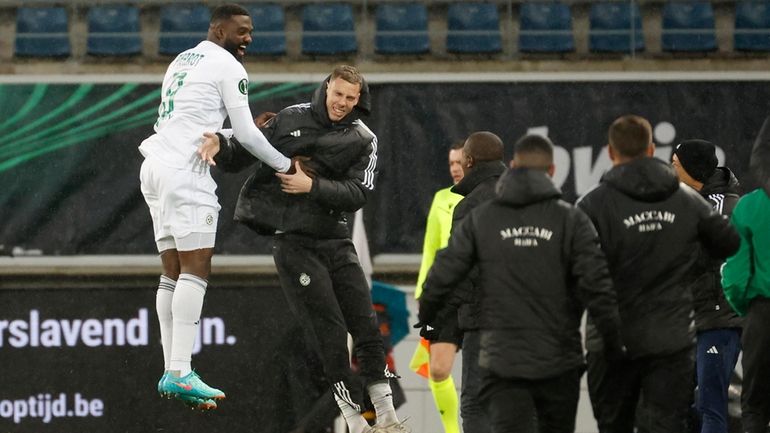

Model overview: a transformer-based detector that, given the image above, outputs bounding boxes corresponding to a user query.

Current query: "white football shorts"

[139,157,220,252]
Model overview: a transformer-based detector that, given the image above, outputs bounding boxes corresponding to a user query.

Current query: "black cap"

[673,139,718,183]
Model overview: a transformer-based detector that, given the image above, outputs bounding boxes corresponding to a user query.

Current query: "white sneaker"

[366,420,410,433]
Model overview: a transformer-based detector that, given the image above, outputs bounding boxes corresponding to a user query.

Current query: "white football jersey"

[139,40,250,170]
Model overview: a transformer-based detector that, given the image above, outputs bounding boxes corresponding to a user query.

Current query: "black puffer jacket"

[577,158,740,358]
[215,76,377,238]
[449,160,506,331]
[420,168,622,379]
[691,167,742,331]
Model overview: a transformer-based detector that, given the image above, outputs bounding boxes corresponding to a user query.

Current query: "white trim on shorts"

[157,232,216,252]
[140,157,220,253]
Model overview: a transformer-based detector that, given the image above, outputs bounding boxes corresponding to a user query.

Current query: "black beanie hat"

[673,139,718,183]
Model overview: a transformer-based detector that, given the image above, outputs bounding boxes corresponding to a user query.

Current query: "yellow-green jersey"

[415,186,463,299]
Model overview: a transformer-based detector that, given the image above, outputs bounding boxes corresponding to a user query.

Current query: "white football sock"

[334,392,369,433]
[368,381,399,426]
[156,275,176,370]
[169,273,206,376]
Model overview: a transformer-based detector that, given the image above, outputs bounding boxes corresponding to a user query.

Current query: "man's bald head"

[462,131,504,175]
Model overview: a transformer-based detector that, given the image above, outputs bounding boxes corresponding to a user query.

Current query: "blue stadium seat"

[589,2,644,53]
[245,3,286,55]
[159,4,210,55]
[734,1,770,52]
[519,2,574,53]
[375,3,429,54]
[661,1,717,52]
[15,7,71,57]
[302,3,357,55]
[446,2,502,54]
[87,5,142,56]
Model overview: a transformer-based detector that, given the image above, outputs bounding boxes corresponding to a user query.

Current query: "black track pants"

[273,234,386,409]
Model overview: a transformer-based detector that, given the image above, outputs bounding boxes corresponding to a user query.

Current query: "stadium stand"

[245,3,286,55]
[446,2,502,54]
[158,4,211,55]
[375,2,430,55]
[519,1,575,53]
[734,0,770,52]
[87,5,142,56]
[301,3,358,55]
[2,0,770,70]
[661,1,717,52]
[589,1,645,53]
[14,6,71,57]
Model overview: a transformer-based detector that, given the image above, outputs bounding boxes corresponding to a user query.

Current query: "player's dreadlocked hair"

[210,4,250,24]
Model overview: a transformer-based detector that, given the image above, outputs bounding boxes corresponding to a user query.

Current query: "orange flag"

[408,337,431,379]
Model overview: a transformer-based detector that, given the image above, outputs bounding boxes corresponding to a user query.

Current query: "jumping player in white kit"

[138,3,292,410]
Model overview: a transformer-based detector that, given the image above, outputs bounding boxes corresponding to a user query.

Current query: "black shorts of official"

[432,304,464,348]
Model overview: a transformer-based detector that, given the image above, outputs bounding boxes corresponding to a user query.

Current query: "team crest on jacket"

[299,273,311,286]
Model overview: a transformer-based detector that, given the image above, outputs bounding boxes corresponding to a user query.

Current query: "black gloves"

[413,321,440,341]
[414,299,441,341]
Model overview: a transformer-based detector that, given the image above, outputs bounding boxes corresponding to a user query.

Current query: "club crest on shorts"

[205,214,214,225]
[299,273,311,286]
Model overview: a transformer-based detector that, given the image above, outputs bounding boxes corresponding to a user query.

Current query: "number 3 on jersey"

[156,72,187,126]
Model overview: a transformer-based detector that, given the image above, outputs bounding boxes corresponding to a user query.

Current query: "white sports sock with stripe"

[156,275,176,370]
[169,273,206,376]
[368,381,399,426]
[334,392,369,433]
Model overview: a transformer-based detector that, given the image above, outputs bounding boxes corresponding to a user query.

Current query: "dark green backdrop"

[0,80,766,255]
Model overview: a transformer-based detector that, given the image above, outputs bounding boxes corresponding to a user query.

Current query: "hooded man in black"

[419,134,624,433]
[577,115,740,433]
[209,65,404,433]
[672,139,742,433]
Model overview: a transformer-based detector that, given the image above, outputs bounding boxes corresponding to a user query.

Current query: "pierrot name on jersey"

[139,40,250,171]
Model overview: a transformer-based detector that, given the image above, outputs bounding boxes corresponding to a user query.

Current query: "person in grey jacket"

[419,134,624,433]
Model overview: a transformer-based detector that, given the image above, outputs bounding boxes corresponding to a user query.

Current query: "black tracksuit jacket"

[690,167,742,331]
[420,168,623,380]
[214,76,377,238]
[449,160,506,331]
[577,157,740,358]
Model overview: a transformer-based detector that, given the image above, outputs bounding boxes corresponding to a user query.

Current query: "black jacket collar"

[496,168,561,206]
[452,160,507,197]
[700,167,741,197]
[602,157,680,203]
